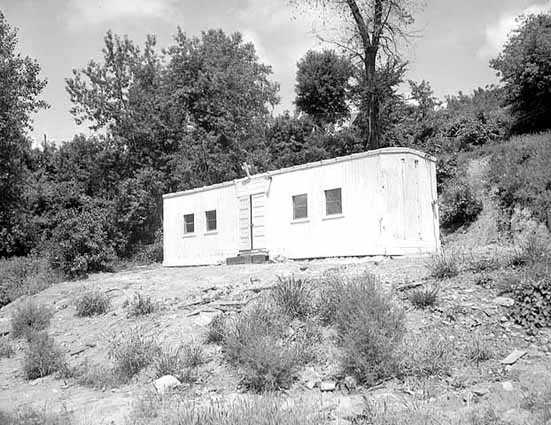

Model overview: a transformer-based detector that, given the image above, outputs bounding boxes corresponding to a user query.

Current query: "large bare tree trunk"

[364,47,378,150]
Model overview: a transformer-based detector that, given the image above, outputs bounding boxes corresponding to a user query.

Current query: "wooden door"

[251,192,266,250]
[238,196,251,251]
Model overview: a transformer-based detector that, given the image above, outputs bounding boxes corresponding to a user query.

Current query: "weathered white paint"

[163,147,440,266]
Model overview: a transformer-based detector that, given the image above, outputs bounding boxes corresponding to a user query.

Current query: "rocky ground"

[0,253,550,425]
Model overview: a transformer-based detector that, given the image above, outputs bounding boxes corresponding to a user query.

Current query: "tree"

[295,50,353,125]
[491,13,551,133]
[294,0,416,149]
[0,12,48,256]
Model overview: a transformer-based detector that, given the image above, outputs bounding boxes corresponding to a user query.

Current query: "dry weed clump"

[23,331,67,380]
[408,285,439,309]
[426,252,461,279]
[127,292,156,317]
[272,275,312,320]
[398,332,453,378]
[0,406,72,425]
[75,289,110,316]
[222,301,307,392]
[204,313,226,344]
[0,336,15,358]
[317,271,405,385]
[154,341,205,383]
[10,299,53,339]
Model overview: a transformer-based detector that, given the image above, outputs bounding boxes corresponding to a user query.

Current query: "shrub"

[439,177,483,231]
[486,133,551,229]
[511,264,551,332]
[11,299,53,339]
[408,286,439,309]
[509,231,551,267]
[272,275,312,319]
[327,272,405,384]
[75,289,110,317]
[23,332,66,380]
[0,407,72,425]
[0,256,59,308]
[109,327,160,381]
[127,292,155,317]
[426,253,460,279]
[222,302,305,391]
[399,333,452,378]
[205,313,226,344]
[0,336,14,358]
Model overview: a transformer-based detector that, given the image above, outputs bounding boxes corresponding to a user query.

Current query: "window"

[183,213,194,234]
[292,194,308,220]
[205,210,217,232]
[325,188,342,216]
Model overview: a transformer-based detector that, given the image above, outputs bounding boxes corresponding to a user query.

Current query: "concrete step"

[226,253,269,265]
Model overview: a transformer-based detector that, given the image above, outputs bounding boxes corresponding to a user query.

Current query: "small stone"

[502,381,514,392]
[320,381,337,392]
[153,375,181,394]
[494,297,515,307]
[501,349,527,365]
[305,380,317,390]
[343,376,357,391]
[471,384,489,396]
[500,316,508,323]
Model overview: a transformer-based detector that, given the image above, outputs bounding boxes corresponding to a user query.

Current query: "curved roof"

[163,146,435,199]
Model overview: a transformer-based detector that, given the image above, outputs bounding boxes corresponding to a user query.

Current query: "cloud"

[66,0,174,26]
[479,1,551,58]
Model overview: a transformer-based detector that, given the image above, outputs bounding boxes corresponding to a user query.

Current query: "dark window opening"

[325,188,342,215]
[292,194,308,220]
[205,210,217,231]
[183,213,195,234]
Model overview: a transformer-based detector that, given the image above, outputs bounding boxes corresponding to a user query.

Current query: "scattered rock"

[305,380,318,390]
[501,349,527,365]
[0,318,10,336]
[153,375,181,394]
[494,297,515,307]
[320,381,337,392]
[470,383,489,396]
[343,376,357,391]
[299,265,308,271]
[335,395,365,419]
[501,381,514,392]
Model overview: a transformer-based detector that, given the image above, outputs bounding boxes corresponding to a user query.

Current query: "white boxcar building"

[163,147,440,266]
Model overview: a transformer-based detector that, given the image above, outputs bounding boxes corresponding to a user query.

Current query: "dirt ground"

[1,254,550,424]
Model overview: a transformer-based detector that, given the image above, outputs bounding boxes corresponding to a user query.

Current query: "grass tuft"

[272,275,312,320]
[23,331,66,380]
[75,289,110,317]
[204,313,226,344]
[0,406,72,425]
[127,292,156,317]
[426,253,460,279]
[10,299,53,339]
[0,336,15,358]
[408,286,439,309]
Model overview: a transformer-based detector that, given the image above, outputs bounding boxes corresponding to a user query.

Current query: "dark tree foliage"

[491,13,551,133]
[295,50,353,125]
[0,12,48,256]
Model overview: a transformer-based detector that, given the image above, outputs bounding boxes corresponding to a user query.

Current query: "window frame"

[205,209,217,233]
[183,213,195,235]
[324,188,343,217]
[292,193,308,221]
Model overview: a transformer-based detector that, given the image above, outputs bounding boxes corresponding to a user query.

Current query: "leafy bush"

[222,302,305,391]
[0,256,59,308]
[439,177,482,230]
[23,332,66,380]
[408,286,439,309]
[0,336,14,358]
[11,299,53,339]
[0,407,73,425]
[511,264,551,332]
[108,327,161,381]
[322,272,405,384]
[426,252,460,279]
[47,205,117,278]
[272,275,312,319]
[75,289,110,316]
[127,292,155,317]
[205,313,226,344]
[487,133,551,228]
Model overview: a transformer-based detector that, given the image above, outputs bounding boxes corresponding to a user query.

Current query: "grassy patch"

[10,299,53,339]
[108,327,160,381]
[0,407,72,425]
[426,252,460,279]
[399,332,452,378]
[70,360,120,389]
[0,336,15,358]
[271,275,312,320]
[75,289,110,317]
[204,313,226,344]
[222,301,307,391]
[127,393,326,425]
[408,286,439,309]
[23,332,66,380]
[127,292,156,317]
[464,334,493,365]
[153,341,205,383]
